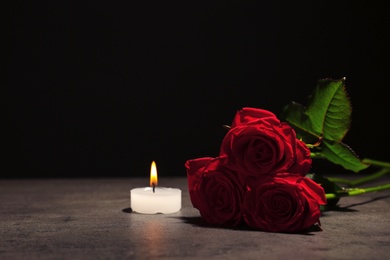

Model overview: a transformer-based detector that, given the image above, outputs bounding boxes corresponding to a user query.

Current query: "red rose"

[185,157,244,227]
[220,107,311,178]
[231,107,281,127]
[243,175,326,233]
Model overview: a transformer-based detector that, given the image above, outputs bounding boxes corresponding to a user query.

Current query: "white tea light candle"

[130,161,181,214]
[131,187,181,214]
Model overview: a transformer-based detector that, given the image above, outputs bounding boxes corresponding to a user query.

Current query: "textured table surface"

[1,177,389,259]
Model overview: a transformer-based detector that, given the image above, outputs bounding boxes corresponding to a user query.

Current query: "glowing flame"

[150,161,158,187]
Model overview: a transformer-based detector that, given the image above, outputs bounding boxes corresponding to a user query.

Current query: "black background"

[5,1,390,178]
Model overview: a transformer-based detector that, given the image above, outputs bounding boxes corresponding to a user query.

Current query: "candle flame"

[150,161,158,187]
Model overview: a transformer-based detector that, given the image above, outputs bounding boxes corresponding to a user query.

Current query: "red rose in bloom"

[243,175,326,233]
[220,107,311,178]
[231,107,281,127]
[185,157,244,227]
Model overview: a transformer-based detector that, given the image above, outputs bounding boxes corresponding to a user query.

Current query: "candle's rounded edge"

[132,208,182,214]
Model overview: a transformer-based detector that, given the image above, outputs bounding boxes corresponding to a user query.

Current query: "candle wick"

[152,183,155,193]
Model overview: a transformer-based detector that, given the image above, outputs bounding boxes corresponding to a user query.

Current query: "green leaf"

[281,78,369,172]
[283,78,351,142]
[306,78,351,142]
[282,101,320,144]
[322,140,368,172]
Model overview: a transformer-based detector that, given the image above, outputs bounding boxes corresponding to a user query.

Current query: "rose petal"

[232,107,280,127]
[185,157,213,192]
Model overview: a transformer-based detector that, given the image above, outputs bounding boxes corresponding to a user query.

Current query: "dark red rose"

[289,138,312,174]
[243,175,326,233]
[220,107,311,178]
[231,107,281,127]
[185,157,244,227]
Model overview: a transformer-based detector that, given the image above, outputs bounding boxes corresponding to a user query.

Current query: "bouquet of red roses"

[185,108,326,233]
[185,78,390,233]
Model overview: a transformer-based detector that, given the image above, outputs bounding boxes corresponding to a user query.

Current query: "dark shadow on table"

[122,207,132,213]
[177,216,319,235]
[324,194,390,213]
[342,194,390,208]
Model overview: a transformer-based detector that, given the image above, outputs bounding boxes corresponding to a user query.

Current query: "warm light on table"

[130,161,182,214]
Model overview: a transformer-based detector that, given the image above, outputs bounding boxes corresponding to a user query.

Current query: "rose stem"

[325,183,390,199]
[328,168,390,187]
[362,158,390,168]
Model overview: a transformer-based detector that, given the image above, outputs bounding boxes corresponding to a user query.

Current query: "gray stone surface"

[1,177,389,259]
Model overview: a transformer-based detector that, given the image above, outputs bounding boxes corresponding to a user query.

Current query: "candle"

[130,161,181,214]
